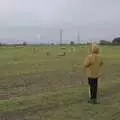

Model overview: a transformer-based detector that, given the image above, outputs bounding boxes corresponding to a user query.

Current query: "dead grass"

[0,45,120,120]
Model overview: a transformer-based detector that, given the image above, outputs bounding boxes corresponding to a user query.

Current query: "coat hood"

[91,43,100,54]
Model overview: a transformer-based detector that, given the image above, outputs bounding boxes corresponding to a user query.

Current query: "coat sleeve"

[84,55,92,68]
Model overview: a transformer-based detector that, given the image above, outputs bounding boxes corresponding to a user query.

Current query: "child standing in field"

[84,43,103,104]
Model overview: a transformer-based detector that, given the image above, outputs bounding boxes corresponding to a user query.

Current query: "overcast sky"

[0,0,120,43]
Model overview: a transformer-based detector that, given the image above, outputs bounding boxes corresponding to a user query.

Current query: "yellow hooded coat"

[84,44,103,78]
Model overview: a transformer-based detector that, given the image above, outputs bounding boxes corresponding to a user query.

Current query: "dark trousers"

[88,78,98,100]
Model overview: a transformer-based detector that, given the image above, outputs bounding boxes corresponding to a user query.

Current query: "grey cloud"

[0,0,120,43]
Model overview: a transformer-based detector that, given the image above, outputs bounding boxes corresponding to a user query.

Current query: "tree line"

[69,37,120,45]
[99,37,120,45]
[0,37,120,46]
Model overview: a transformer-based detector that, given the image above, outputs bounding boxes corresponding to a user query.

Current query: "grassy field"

[0,45,120,120]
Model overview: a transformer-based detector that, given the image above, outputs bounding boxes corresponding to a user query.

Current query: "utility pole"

[60,28,63,45]
[77,31,80,44]
[76,31,80,52]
